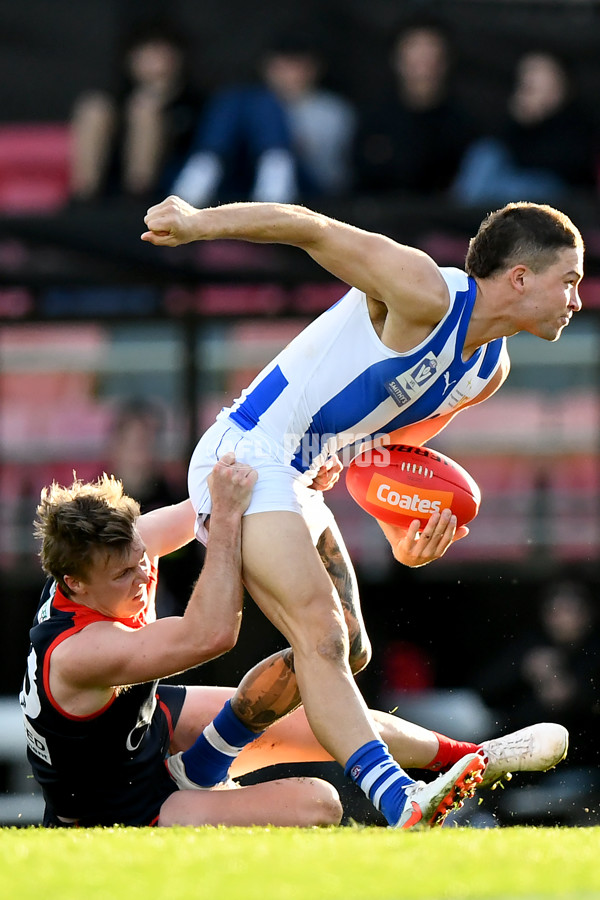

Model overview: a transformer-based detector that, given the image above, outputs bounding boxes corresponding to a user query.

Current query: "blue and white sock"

[181,700,264,787]
[344,739,415,826]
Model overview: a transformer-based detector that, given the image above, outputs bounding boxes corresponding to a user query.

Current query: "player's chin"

[551,317,574,341]
[541,325,564,342]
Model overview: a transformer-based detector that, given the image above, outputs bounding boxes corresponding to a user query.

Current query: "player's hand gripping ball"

[346,443,480,530]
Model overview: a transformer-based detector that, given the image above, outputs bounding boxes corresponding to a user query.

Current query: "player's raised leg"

[242,513,389,757]
[229,521,371,729]
[238,510,485,827]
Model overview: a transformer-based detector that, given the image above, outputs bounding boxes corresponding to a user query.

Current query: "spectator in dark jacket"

[354,18,476,196]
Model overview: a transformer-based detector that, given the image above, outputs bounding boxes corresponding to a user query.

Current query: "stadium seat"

[0,123,71,212]
[165,284,287,316]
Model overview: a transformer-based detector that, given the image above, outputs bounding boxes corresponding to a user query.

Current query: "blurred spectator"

[453,51,597,205]
[102,398,203,619]
[353,18,476,196]
[104,397,176,511]
[172,34,356,205]
[477,579,600,768]
[70,22,202,203]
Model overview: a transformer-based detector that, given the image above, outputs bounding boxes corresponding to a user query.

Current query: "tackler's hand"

[208,452,258,519]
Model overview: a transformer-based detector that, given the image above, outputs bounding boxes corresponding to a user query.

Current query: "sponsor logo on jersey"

[23,717,52,764]
[442,371,457,394]
[366,472,454,518]
[384,379,411,407]
[385,355,439,408]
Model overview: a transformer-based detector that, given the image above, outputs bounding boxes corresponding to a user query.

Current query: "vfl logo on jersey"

[366,472,454,519]
[385,355,438,408]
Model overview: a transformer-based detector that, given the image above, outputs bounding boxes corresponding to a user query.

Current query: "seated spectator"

[453,51,597,205]
[101,397,203,620]
[70,22,202,203]
[354,17,476,196]
[172,35,356,205]
[103,397,176,513]
[477,578,600,769]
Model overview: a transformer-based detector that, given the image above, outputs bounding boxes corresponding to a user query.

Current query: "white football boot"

[394,751,487,829]
[478,723,569,789]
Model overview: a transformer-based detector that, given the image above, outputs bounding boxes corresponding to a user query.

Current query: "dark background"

[2,0,600,128]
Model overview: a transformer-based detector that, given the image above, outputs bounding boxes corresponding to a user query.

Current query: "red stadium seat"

[0,123,71,212]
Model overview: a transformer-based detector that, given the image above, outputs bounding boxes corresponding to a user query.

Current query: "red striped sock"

[425,732,479,772]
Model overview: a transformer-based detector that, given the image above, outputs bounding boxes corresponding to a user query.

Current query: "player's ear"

[509,264,528,293]
[63,574,83,595]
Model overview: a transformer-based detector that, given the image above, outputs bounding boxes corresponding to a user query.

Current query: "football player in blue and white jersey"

[141,196,581,828]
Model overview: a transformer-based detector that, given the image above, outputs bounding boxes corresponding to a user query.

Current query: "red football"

[345,443,480,529]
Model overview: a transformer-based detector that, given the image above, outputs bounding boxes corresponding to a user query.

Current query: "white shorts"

[188,420,336,546]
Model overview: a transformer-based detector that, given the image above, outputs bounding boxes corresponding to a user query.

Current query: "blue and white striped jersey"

[218,268,505,475]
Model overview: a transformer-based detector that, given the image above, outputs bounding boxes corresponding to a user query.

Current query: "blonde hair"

[34,473,140,594]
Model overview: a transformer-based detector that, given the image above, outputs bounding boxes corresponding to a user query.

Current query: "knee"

[298,779,343,826]
[293,596,349,666]
[315,627,348,666]
[313,615,351,668]
[157,792,184,827]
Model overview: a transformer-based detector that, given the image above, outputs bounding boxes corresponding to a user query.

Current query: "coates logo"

[365,472,454,518]
[350,765,362,779]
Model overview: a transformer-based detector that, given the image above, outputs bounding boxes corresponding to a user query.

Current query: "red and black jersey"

[20,573,184,826]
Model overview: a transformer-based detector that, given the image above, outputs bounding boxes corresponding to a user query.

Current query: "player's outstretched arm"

[141,196,446,315]
[137,498,196,559]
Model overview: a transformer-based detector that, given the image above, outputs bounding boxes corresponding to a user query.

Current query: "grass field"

[1,825,599,900]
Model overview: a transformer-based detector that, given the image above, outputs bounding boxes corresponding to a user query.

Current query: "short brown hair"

[34,474,139,594]
[465,202,583,279]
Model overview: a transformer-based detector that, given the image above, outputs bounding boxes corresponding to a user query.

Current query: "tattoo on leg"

[317,527,369,670]
[231,648,302,730]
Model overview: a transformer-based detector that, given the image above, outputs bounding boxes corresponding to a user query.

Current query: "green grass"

[1,825,599,900]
